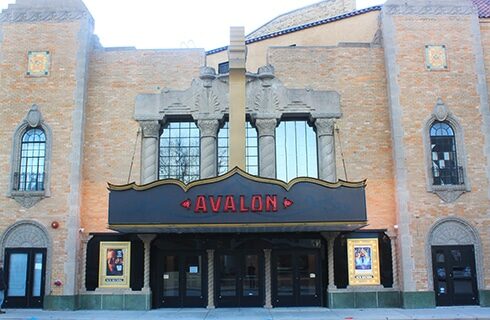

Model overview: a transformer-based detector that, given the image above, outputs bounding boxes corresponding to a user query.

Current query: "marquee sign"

[108,167,367,233]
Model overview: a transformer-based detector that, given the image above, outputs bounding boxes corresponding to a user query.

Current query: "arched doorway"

[426,217,482,306]
[0,221,51,308]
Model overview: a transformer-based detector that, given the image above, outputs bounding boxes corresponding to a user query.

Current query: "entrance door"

[215,251,264,307]
[4,248,46,308]
[156,251,206,308]
[272,250,321,307]
[432,245,478,306]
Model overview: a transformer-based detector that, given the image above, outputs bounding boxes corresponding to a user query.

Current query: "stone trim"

[384,4,477,16]
[422,98,470,203]
[381,7,416,292]
[0,220,52,295]
[425,217,484,290]
[0,10,91,23]
[8,105,53,208]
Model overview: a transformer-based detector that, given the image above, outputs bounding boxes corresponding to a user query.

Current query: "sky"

[0,0,386,50]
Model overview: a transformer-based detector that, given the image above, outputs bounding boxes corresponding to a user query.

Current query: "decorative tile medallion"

[425,45,448,71]
[27,51,50,76]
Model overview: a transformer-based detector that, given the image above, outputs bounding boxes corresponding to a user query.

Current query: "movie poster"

[98,241,131,288]
[347,238,380,286]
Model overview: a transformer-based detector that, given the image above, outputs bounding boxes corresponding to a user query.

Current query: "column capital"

[314,118,335,137]
[138,234,157,243]
[140,121,160,138]
[198,119,220,138]
[255,118,277,137]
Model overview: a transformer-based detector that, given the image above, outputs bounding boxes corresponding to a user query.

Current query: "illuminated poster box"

[347,238,380,286]
[98,241,131,288]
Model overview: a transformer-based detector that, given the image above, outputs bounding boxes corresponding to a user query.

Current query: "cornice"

[383,4,477,16]
[0,10,93,23]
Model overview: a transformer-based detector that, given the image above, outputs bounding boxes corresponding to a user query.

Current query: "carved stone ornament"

[314,118,335,136]
[11,192,44,209]
[198,120,219,137]
[140,121,160,138]
[433,188,464,203]
[433,98,449,121]
[255,119,277,137]
[0,10,91,23]
[26,104,42,127]
[3,222,50,248]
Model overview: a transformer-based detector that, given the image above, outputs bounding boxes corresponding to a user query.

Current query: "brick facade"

[0,0,488,310]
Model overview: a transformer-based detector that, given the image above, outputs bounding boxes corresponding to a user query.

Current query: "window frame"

[158,119,201,183]
[9,105,52,207]
[275,117,318,182]
[423,100,470,202]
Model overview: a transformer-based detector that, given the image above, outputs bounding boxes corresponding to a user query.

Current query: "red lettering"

[251,195,263,212]
[209,196,222,213]
[265,195,278,212]
[239,195,249,212]
[194,195,208,213]
[223,195,236,212]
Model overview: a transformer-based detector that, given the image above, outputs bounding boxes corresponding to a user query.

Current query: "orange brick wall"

[268,45,396,232]
[389,14,490,290]
[81,48,204,232]
[0,20,86,295]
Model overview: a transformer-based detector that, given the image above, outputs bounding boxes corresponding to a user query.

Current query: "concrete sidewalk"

[0,307,489,320]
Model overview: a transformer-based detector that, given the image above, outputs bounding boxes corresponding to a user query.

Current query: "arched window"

[276,120,317,182]
[18,128,46,191]
[423,99,469,203]
[159,121,200,183]
[9,105,52,208]
[430,122,462,186]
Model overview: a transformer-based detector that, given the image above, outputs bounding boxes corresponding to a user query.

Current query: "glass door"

[432,245,478,306]
[158,252,206,308]
[272,250,321,307]
[215,251,264,307]
[4,248,46,308]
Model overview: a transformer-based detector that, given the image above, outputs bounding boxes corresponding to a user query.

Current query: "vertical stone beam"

[207,249,215,309]
[140,121,160,184]
[138,234,156,292]
[80,234,93,293]
[264,249,272,308]
[256,119,277,179]
[314,118,337,182]
[228,26,247,169]
[327,236,337,290]
[198,120,219,178]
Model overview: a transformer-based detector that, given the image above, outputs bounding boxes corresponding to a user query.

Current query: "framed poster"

[347,238,380,286]
[98,241,131,288]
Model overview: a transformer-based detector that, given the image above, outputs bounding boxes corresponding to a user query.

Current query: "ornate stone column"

[388,232,399,289]
[80,234,93,293]
[263,249,272,308]
[314,118,337,182]
[140,121,160,184]
[327,235,338,290]
[256,119,277,179]
[207,249,215,309]
[138,234,157,292]
[198,120,219,179]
